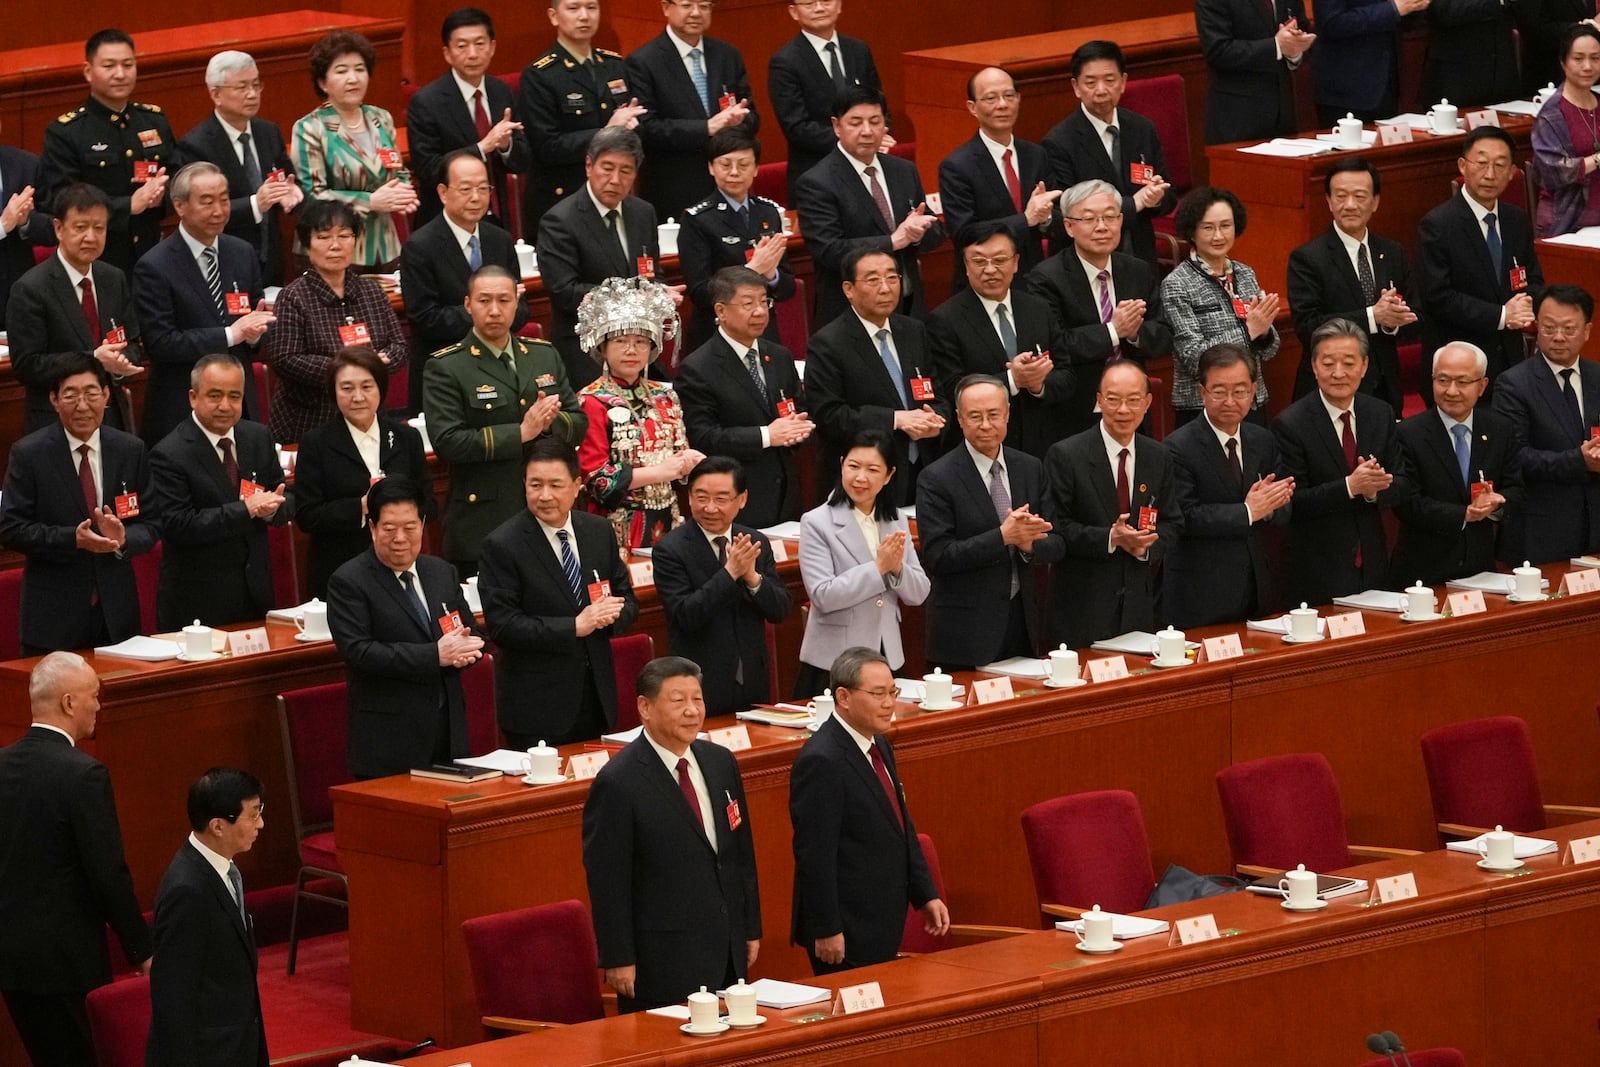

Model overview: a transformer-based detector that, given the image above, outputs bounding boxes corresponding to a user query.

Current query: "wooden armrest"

[1234,864,1278,881]
[482,1015,564,1035]
[1039,902,1083,920]
[1544,804,1600,824]
[1438,822,1493,840]
[1349,844,1424,860]
[948,923,1034,941]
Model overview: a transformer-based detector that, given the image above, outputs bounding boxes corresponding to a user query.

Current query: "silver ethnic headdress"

[576,275,682,360]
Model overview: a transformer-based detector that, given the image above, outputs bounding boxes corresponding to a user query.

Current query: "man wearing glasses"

[768,0,882,203]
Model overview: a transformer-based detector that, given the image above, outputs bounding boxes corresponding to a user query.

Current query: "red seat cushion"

[1020,790,1157,922]
[299,830,343,873]
[86,975,152,1067]
[462,900,604,1029]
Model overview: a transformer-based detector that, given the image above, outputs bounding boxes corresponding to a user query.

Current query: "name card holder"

[1172,914,1221,945]
[227,628,270,657]
[1325,611,1365,639]
[1373,872,1419,904]
[627,560,654,587]
[1378,123,1414,145]
[708,725,752,751]
[1202,633,1245,662]
[1466,109,1501,129]
[1086,656,1130,683]
[971,676,1015,704]
[832,981,885,1015]
[1566,835,1600,865]
[1447,589,1488,616]
[568,751,609,780]
[770,540,792,563]
[1562,568,1600,596]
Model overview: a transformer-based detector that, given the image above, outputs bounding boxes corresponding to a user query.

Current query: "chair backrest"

[253,363,273,430]
[1420,716,1547,833]
[753,161,787,206]
[900,832,951,953]
[775,276,810,355]
[461,899,604,1029]
[278,682,353,840]
[1019,790,1157,923]
[463,652,499,755]
[610,633,655,731]
[132,540,162,636]
[888,141,917,165]
[1216,752,1352,873]
[1120,74,1191,193]
[496,71,520,94]
[269,523,301,607]
[0,568,22,661]
[387,363,411,411]
[516,320,545,340]
[86,975,152,1067]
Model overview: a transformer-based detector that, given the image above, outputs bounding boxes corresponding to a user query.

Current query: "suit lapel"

[638,739,717,852]
[861,735,905,836]
[368,552,434,637]
[1421,412,1468,500]
[830,504,872,565]
[1453,196,1501,295]
[49,425,97,519]
[845,319,906,407]
[47,259,95,349]
[1319,228,1365,303]
[189,846,253,955]
[835,153,889,235]
[718,335,769,412]
[526,514,581,609]
[954,444,1000,519]
[1072,117,1115,181]
[1530,359,1585,441]
[577,196,630,277]
[955,292,1006,367]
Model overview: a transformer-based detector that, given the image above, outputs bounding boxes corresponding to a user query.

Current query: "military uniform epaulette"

[597,48,623,59]
[684,196,717,217]
[57,107,85,124]
[133,101,163,113]
[754,194,783,212]
[430,342,461,358]
[533,52,558,69]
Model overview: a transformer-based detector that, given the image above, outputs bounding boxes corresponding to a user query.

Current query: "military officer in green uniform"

[424,264,587,572]
[516,0,646,241]
[38,29,173,274]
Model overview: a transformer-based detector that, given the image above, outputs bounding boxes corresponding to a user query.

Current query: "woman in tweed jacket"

[290,30,418,269]
[1160,186,1281,425]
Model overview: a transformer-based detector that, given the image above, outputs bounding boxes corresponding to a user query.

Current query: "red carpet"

[257,932,408,1067]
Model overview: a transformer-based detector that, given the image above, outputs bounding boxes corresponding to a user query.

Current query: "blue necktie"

[688,47,711,115]
[877,327,916,462]
[995,303,1017,357]
[1451,422,1471,490]
[1484,211,1502,276]
[557,529,585,604]
[398,570,433,633]
[227,862,247,924]
[466,233,482,271]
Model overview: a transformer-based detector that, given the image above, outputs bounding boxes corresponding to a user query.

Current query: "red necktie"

[1002,147,1023,213]
[219,437,240,491]
[676,757,705,832]
[864,164,895,231]
[1341,411,1363,568]
[78,444,98,520]
[79,278,100,343]
[472,89,502,218]
[869,746,903,830]
[1116,447,1132,516]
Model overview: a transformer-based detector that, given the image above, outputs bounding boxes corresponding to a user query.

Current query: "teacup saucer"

[521,773,568,786]
[176,650,222,662]
[1506,592,1548,604]
[680,1021,730,1036]
[1044,677,1088,689]
[1281,632,1325,644]
[918,699,963,711]
[1399,611,1444,623]
[1074,940,1123,955]
[294,632,332,643]
[726,1014,767,1029]
[1281,898,1329,912]
[1150,656,1192,669]
[1476,858,1524,872]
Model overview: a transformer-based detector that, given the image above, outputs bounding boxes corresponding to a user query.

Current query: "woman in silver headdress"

[575,277,706,557]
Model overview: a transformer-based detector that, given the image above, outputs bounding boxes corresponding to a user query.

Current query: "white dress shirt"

[345,418,382,478]
[1098,422,1144,555]
[392,562,433,622]
[213,112,265,223]
[976,128,1020,194]
[587,183,628,252]
[975,292,1029,396]
[1459,186,1513,330]
[717,326,773,447]
[852,506,880,554]
[666,25,713,107]
[801,29,845,76]
[178,224,241,347]
[1080,104,1119,165]
[1203,411,1257,524]
[56,251,97,320]
[1330,224,1388,336]
[535,513,583,579]
[1078,252,1121,346]
[1544,356,1585,423]
[187,833,237,897]
[1320,390,1373,500]
[442,213,483,265]
[64,427,104,505]
[192,412,240,472]
[643,730,716,850]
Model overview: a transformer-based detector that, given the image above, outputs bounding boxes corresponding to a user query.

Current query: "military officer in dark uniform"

[678,128,795,352]
[423,264,588,573]
[38,30,173,274]
[517,0,646,242]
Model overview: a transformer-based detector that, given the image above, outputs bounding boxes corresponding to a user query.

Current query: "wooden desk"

[1535,237,1600,290]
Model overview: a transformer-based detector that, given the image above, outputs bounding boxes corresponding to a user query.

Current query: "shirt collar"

[1319,390,1355,421]
[835,713,876,757]
[470,329,509,359]
[665,25,702,57]
[188,832,234,881]
[801,29,838,52]
[450,67,486,106]
[699,521,735,553]
[1331,223,1369,256]
[1437,407,1474,435]
[717,325,759,356]
[443,213,479,251]
[976,291,1013,320]
[56,251,91,289]
[1460,184,1499,220]
[1203,410,1241,452]
[1078,252,1114,283]
[642,727,696,775]
[65,426,103,454]
[192,412,236,450]
[213,111,249,140]
[836,143,879,179]
[977,128,1015,158]
[32,722,75,746]
[536,513,577,543]
[964,438,1002,479]
[1099,420,1135,461]
[718,188,748,210]
[587,183,620,220]
[345,418,380,445]
[1080,103,1114,138]
[1543,354,1580,380]
[852,309,890,343]
[178,223,217,257]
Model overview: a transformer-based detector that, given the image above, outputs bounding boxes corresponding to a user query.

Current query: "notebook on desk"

[1245,872,1366,899]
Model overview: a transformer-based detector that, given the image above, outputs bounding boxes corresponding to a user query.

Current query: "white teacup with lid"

[1288,603,1320,641]
[1076,905,1115,951]
[182,620,213,659]
[723,978,759,1025]
[922,668,953,706]
[522,741,561,780]
[1048,644,1079,684]
[1512,561,1543,600]
[1404,580,1436,619]
[687,986,720,1030]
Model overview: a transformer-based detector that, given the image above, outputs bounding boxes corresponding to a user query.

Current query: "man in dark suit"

[146,767,269,1067]
[0,132,57,330]
[1393,341,1523,584]
[134,162,272,445]
[407,8,531,229]
[1043,360,1183,648]
[625,0,759,219]
[1273,319,1411,605]
[794,85,944,327]
[148,353,290,630]
[537,127,669,386]
[1195,0,1315,144]
[0,652,150,1067]
[789,646,947,974]
[1166,343,1294,628]
[675,266,812,528]
[1025,180,1173,437]
[0,354,159,655]
[1418,126,1543,397]
[918,376,1064,670]
[1422,0,1521,106]
[767,0,881,202]
[1311,0,1421,122]
[938,67,1056,286]
[928,222,1073,460]
[478,437,639,746]
[583,656,761,1010]
[327,479,485,779]
[9,183,143,434]
[805,248,947,506]
[1288,157,1418,414]
[1491,285,1600,563]
[1519,0,1597,92]
[1041,41,1176,268]
[175,50,301,285]
[653,458,793,716]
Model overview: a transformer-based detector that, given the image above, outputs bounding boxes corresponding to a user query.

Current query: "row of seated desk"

[401,818,1600,1065]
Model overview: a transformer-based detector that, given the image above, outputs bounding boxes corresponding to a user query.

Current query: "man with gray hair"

[1392,340,1521,584]
[0,651,150,1067]
[134,161,273,445]
[175,50,300,284]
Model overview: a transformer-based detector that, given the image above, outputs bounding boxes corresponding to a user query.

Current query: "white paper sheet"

[736,707,818,727]
[1247,614,1329,636]
[759,521,805,541]
[454,749,532,774]
[1446,571,1549,593]
[1542,226,1600,248]
[1331,589,1409,613]
[266,599,324,623]
[1447,833,1557,859]
[1055,913,1170,939]
[741,977,831,1009]
[1089,631,1201,656]
[461,581,482,614]
[94,636,183,661]
[1489,99,1542,116]
[1572,556,1600,569]
[1314,130,1378,147]
[1237,137,1332,157]
[645,1004,692,1020]
[977,657,1051,680]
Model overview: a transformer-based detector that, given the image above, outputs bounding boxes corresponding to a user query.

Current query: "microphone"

[1365,1033,1400,1067]
[1382,1031,1415,1067]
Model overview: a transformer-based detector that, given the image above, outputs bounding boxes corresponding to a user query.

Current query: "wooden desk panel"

[1536,238,1600,290]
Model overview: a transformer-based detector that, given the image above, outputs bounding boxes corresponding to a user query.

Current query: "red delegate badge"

[1137,506,1159,532]
[239,479,264,499]
[1470,479,1494,499]
[338,322,371,346]
[588,578,612,602]
[636,256,655,279]
[909,374,935,402]
[115,492,139,519]
[1130,162,1155,185]
[266,168,287,183]
[1231,297,1252,319]
[103,324,127,345]
[377,148,403,169]
[438,609,464,635]
[1509,264,1528,292]
[776,395,797,418]
[726,797,742,831]
[225,291,251,315]
[132,160,156,183]
[719,91,738,112]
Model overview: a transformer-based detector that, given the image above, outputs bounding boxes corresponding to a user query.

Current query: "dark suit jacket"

[537,188,659,370]
[174,115,294,283]
[1392,407,1524,583]
[1166,416,1287,627]
[1287,226,1415,413]
[1196,0,1308,143]
[675,332,805,528]
[1311,0,1404,114]
[1417,191,1543,385]
[0,424,158,650]
[292,414,433,597]
[789,717,935,967]
[1024,250,1174,436]
[626,32,760,219]
[804,310,946,506]
[927,288,1073,459]
[1040,108,1176,267]
[1043,428,1183,648]
[1272,391,1411,605]
[937,133,1050,282]
[327,549,474,779]
[148,418,289,630]
[8,254,141,433]
[133,230,265,445]
[676,191,795,351]
[399,213,527,357]
[477,509,639,739]
[652,521,791,716]
[406,71,531,228]
[583,735,761,1009]
[0,727,149,995]
[794,149,945,327]
[1423,0,1521,106]
[146,842,267,1067]
[1518,0,1596,92]
[767,32,881,202]
[917,444,1065,666]
[0,145,57,330]
[1490,354,1600,563]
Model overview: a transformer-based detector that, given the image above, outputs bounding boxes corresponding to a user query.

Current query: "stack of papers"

[1446,833,1557,859]
[94,636,182,661]
[1489,98,1542,116]
[1239,137,1332,157]
[454,749,534,775]
[601,725,707,745]
[1571,555,1600,569]
[741,978,831,1009]
[1381,113,1438,131]
[1544,227,1600,248]
[1090,631,1200,656]
[1247,614,1328,636]
[1314,130,1378,148]
[894,678,967,701]
[737,705,819,727]
[977,657,1051,680]
[1055,913,1170,940]
[1447,571,1549,594]
[266,599,323,623]
[759,521,805,541]
[645,1004,691,1020]
[460,581,482,614]
[1331,589,1408,613]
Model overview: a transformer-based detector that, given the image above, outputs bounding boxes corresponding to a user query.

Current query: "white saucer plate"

[1281,898,1330,912]
[1150,657,1192,669]
[1506,592,1548,604]
[680,1021,731,1036]
[918,700,964,711]
[726,1015,767,1029]
[1074,940,1123,955]
[1476,858,1524,872]
[1282,633,1325,644]
[1399,611,1445,623]
[1044,677,1089,689]
[521,774,568,786]
[294,632,332,643]
[176,650,222,662]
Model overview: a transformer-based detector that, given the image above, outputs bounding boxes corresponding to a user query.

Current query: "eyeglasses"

[449,183,491,195]
[1099,393,1147,409]
[222,80,264,94]
[1202,385,1255,402]
[966,254,1015,271]
[842,686,897,703]
[975,90,1020,105]
[855,272,901,288]
[725,297,774,312]
[1067,212,1122,227]
[690,492,741,506]
[1541,325,1587,339]
[57,387,107,405]
[1432,375,1485,388]
[669,0,715,9]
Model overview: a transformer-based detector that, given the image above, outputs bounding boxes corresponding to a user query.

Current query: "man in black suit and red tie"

[1195,0,1315,144]
[0,127,57,330]
[0,652,150,1067]
[789,646,947,973]
[767,0,882,203]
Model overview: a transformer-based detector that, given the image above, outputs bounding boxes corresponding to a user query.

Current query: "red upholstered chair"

[1019,790,1159,926]
[269,523,302,606]
[132,541,161,636]
[899,833,1029,953]
[1216,753,1419,879]
[516,320,545,339]
[463,652,500,754]
[609,633,654,732]
[753,160,788,205]
[253,362,273,430]
[277,682,352,974]
[1419,716,1600,840]
[1397,341,1426,417]
[775,276,810,355]
[0,568,22,661]
[888,141,917,164]
[34,244,52,266]
[1120,74,1190,270]
[1357,1048,1466,1067]
[461,899,606,1036]
[85,975,151,1067]
[387,363,410,411]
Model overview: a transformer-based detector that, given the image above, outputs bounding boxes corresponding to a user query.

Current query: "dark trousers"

[3,988,96,1067]
[934,594,1031,674]
[23,611,111,658]
[506,669,609,748]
